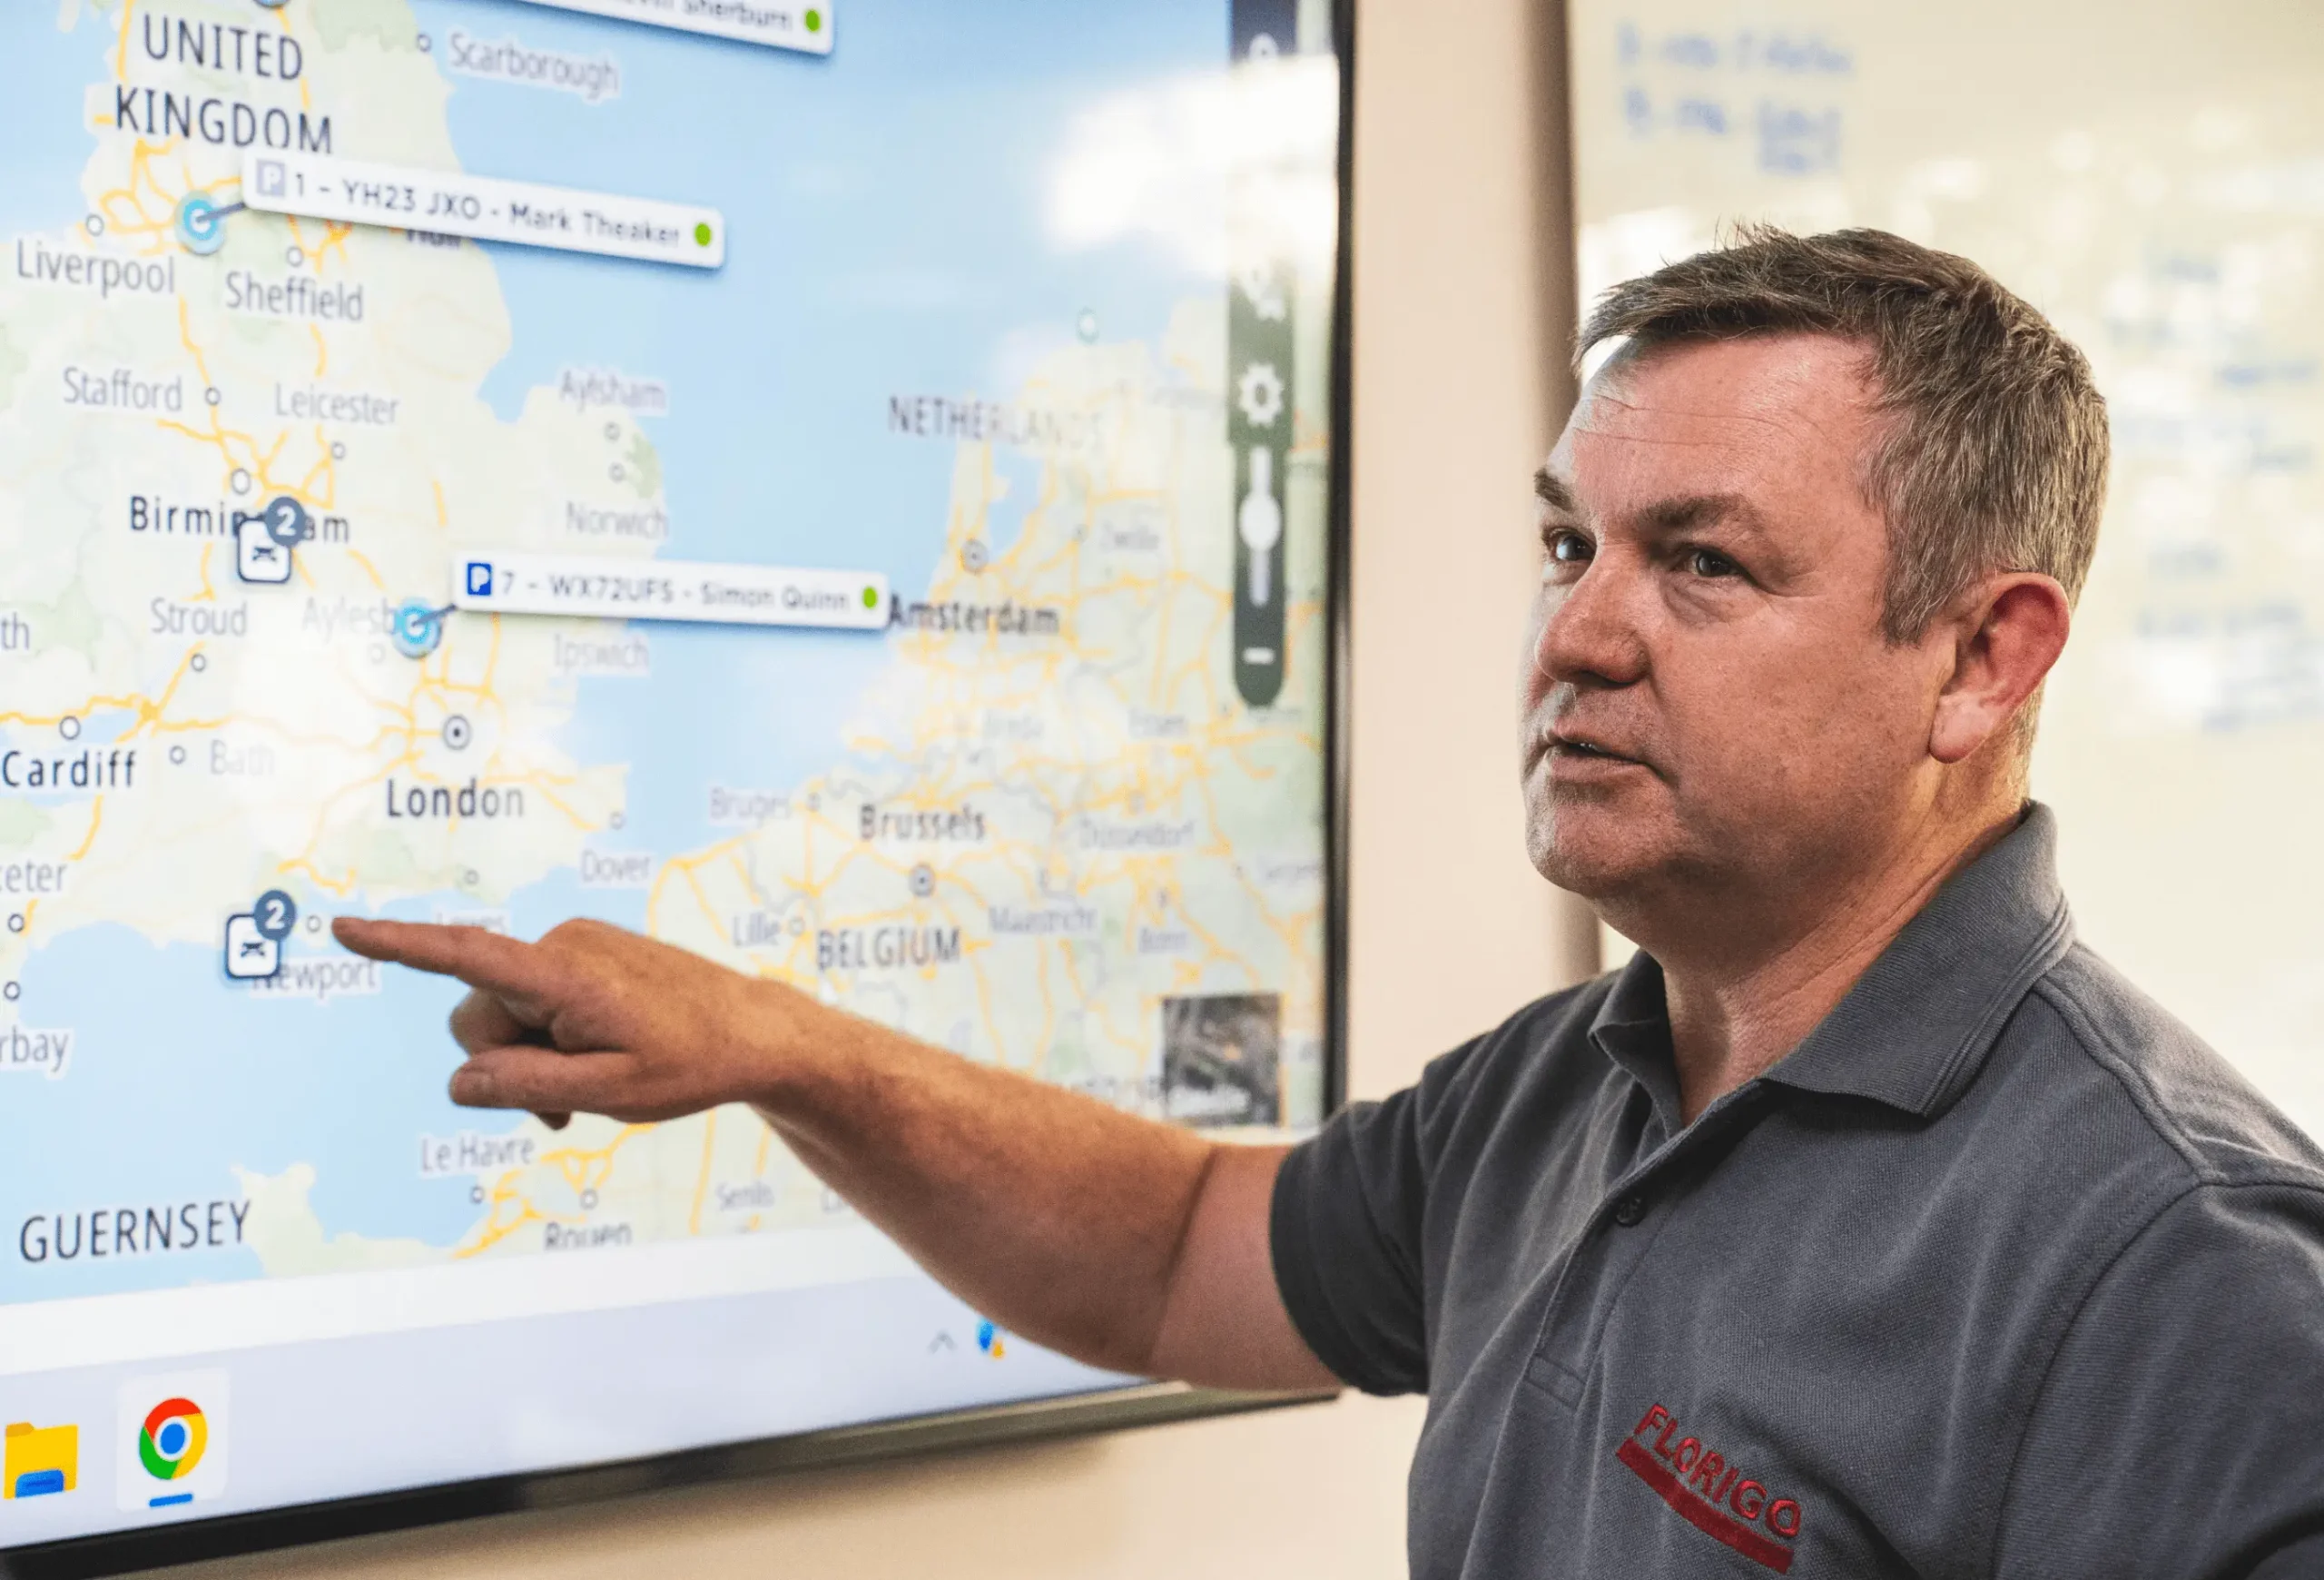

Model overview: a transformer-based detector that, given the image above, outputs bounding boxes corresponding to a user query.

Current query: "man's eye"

[1545,530,1593,566]
[1687,548,1741,578]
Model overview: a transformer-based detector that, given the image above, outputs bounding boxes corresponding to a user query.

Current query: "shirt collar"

[1589,951,1687,1137]
[1588,803,2077,1126]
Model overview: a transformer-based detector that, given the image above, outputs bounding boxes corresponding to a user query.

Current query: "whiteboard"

[1569,0,2324,1134]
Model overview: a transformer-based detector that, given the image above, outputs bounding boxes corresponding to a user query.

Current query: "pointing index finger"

[333,917,562,1002]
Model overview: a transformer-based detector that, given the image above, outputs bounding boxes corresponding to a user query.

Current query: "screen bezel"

[0,1,1357,1572]
[1,1385,1334,1578]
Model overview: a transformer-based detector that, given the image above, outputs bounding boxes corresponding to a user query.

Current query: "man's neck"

[1653,802,2025,1125]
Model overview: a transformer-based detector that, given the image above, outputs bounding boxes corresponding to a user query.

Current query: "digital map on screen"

[0,0,1335,1313]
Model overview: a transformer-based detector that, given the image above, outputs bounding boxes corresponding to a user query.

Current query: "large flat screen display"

[0,0,1347,1565]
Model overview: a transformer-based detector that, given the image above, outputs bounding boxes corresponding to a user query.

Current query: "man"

[339,229,2324,1576]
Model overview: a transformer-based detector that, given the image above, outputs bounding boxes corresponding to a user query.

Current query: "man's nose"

[1532,556,1649,688]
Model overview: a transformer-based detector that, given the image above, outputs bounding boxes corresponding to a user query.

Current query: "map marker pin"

[390,599,449,660]
[262,495,311,548]
[174,192,238,257]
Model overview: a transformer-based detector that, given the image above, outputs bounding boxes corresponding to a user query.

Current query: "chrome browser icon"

[116,1372,229,1511]
[137,1398,207,1484]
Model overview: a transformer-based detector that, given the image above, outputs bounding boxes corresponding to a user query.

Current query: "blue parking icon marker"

[465,561,494,597]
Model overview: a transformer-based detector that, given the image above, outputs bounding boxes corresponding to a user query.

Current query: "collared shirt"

[1272,806,2324,1577]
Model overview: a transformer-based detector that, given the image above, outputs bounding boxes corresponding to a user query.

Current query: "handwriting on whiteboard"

[1612,18,1851,175]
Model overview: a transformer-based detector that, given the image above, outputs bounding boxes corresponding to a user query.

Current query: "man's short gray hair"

[1580,225,2111,645]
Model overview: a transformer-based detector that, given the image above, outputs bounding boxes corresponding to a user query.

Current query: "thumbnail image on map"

[0,0,1338,1303]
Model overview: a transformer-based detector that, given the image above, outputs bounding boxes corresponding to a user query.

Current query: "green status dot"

[862,586,879,609]
[804,8,823,32]
[693,222,714,248]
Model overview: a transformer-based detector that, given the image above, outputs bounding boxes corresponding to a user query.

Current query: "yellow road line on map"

[456,1200,540,1259]
[686,1110,720,1234]
[344,548,388,590]
[681,865,724,940]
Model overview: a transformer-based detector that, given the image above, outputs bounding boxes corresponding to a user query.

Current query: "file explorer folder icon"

[4,1421,77,1498]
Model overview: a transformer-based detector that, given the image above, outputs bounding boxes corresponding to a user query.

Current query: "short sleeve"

[1994,1183,2324,1578]
[1269,1039,1484,1397]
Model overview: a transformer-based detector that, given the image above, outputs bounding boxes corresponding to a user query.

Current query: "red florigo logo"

[1615,1404,1804,1573]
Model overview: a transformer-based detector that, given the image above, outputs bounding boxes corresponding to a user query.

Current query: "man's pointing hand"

[332,916,800,1127]
[334,913,1331,1392]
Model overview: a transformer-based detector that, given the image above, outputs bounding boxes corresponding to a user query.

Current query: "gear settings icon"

[1236,361,1285,430]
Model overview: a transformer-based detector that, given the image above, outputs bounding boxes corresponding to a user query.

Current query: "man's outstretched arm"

[334,915,1336,1393]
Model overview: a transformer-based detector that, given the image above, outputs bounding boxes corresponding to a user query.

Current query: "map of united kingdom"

[0,0,1331,1300]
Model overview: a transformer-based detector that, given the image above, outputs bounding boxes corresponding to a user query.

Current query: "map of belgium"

[0,0,1333,1302]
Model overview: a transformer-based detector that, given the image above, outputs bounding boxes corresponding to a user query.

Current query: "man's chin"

[1525,805,1675,903]
[1532,846,1646,904]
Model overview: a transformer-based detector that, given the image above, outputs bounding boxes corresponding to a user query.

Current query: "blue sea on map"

[2,0,1238,1300]
[0,14,103,237]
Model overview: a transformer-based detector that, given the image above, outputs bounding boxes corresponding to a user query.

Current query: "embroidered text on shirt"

[1615,1403,1804,1573]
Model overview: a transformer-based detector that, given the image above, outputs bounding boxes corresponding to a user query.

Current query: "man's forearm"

[750,996,1219,1377]
[329,915,1334,1393]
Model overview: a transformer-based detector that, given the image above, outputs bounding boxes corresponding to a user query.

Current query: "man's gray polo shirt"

[1272,806,2324,1577]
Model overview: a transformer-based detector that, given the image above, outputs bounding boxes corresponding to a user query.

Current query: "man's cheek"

[1788,657,1929,769]
[1718,653,1859,747]
[1667,695,1819,808]
[1516,596,1559,693]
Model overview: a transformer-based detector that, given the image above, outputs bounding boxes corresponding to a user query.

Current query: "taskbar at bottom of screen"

[0,1259,1150,1559]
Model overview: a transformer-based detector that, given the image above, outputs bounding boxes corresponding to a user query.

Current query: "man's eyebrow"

[1637,493,1765,536]
[1534,468,1580,517]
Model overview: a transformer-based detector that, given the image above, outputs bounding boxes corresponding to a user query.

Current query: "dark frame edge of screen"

[0,1386,1341,1580]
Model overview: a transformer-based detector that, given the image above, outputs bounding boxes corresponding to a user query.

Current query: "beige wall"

[153,3,1582,1574]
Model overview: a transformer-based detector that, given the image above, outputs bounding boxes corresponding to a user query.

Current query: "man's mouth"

[1541,730,1649,773]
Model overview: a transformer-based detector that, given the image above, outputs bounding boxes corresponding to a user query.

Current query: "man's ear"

[1929,573,2072,765]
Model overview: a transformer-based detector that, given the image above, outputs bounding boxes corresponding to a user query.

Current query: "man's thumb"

[450,1047,631,1115]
